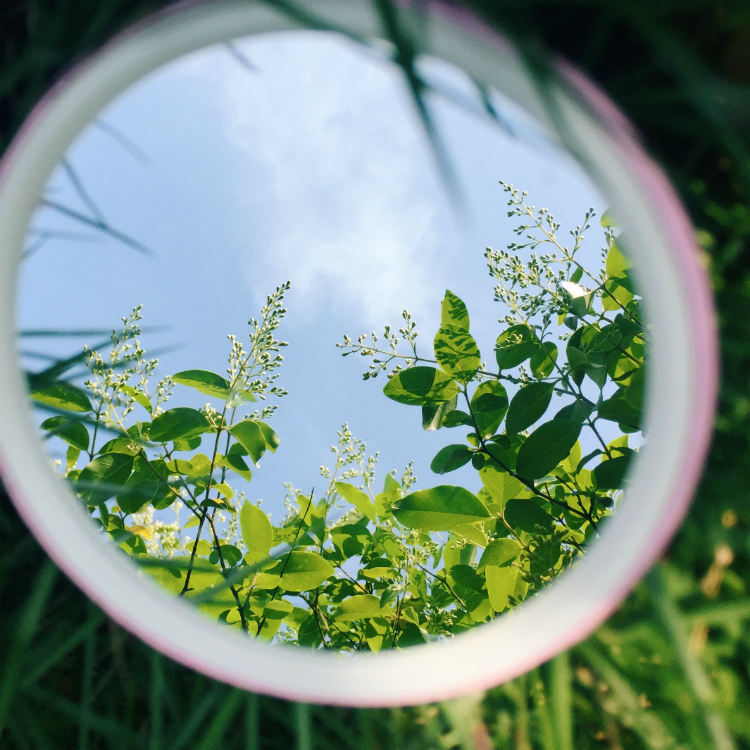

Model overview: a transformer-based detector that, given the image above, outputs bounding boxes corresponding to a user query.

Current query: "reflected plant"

[338,182,645,613]
[33,184,644,650]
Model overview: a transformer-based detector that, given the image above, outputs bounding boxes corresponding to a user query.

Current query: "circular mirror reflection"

[17,30,644,650]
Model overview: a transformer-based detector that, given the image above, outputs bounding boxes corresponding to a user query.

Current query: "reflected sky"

[17,31,609,525]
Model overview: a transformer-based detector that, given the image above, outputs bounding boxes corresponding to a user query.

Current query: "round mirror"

[0,1,717,705]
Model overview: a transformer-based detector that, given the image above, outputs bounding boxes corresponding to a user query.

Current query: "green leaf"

[506,382,554,434]
[117,456,172,514]
[218,447,252,481]
[421,396,457,431]
[600,210,618,229]
[121,385,152,414]
[485,565,520,613]
[77,453,134,504]
[173,369,230,399]
[602,278,634,311]
[530,342,558,379]
[335,481,376,522]
[434,325,481,382]
[470,381,509,437]
[441,290,470,330]
[335,594,390,622]
[271,551,334,591]
[442,410,474,428]
[515,419,582,479]
[226,388,257,408]
[560,281,594,316]
[393,485,489,531]
[40,416,89,451]
[430,444,474,474]
[150,407,209,442]
[383,366,459,406]
[504,498,554,533]
[229,420,266,463]
[479,538,522,568]
[257,421,280,452]
[606,240,631,279]
[31,381,92,412]
[495,324,538,369]
[598,395,641,428]
[593,455,633,490]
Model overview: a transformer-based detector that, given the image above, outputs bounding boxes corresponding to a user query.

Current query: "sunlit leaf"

[173,369,230,399]
[434,325,481,382]
[440,289,470,330]
[335,481,376,521]
[479,538,522,568]
[383,366,459,406]
[334,594,390,622]
[393,485,490,531]
[485,565,520,613]
[271,551,334,591]
[31,381,92,412]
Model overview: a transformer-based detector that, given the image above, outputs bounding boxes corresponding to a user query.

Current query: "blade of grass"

[0,560,57,742]
[645,566,736,750]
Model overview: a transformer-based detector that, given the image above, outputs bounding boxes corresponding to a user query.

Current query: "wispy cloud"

[212,33,458,331]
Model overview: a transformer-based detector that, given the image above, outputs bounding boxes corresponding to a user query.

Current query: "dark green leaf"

[31,381,92,412]
[442,410,473,428]
[258,421,280,452]
[150,407,209,442]
[530,342,558,378]
[504,498,554,533]
[383,366,459,406]
[440,289,470,330]
[77,453,134,504]
[173,369,230,399]
[515,419,582,479]
[554,400,594,425]
[434,325,481,383]
[593,455,633,490]
[230,420,266,463]
[40,416,89,451]
[430,444,474,474]
[117,456,172,514]
[505,382,553,434]
[495,324,538,369]
[470,381,509,437]
[598,395,641,428]
[393,485,490,531]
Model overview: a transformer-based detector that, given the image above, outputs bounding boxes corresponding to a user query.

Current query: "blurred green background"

[1,1,749,747]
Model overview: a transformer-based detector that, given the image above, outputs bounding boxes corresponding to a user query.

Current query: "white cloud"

[211,32,457,331]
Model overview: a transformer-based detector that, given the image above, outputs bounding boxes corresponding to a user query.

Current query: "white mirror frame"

[0,0,717,706]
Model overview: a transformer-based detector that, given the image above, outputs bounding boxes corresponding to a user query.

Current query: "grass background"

[1,1,749,747]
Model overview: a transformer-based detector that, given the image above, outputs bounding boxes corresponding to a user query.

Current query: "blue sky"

[17,31,610,525]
